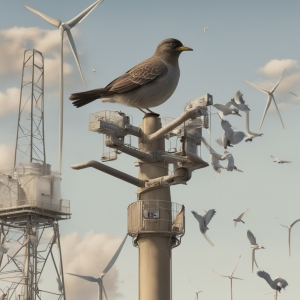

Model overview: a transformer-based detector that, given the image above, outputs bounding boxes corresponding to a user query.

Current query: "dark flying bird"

[69,38,193,114]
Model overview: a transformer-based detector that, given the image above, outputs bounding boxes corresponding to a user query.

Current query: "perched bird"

[233,209,249,226]
[257,271,288,300]
[271,155,291,164]
[69,38,193,114]
[227,91,250,112]
[247,230,265,273]
[191,209,216,246]
[243,70,285,130]
[213,103,241,118]
[276,217,300,256]
[216,116,245,149]
[244,110,263,142]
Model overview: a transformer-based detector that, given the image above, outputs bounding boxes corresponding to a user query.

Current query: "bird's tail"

[69,88,113,108]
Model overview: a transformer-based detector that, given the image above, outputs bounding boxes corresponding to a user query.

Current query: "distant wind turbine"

[68,234,128,300]
[213,256,243,300]
[188,278,202,300]
[243,69,285,130]
[276,217,300,256]
[25,0,103,173]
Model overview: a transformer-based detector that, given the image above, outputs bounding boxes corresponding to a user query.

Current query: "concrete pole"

[137,115,172,300]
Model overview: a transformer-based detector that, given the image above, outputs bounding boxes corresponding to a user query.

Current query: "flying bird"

[213,103,241,118]
[216,117,245,149]
[271,156,291,164]
[257,270,288,300]
[69,38,193,114]
[188,278,202,300]
[191,209,216,246]
[203,27,208,32]
[247,230,265,273]
[92,69,96,73]
[244,110,263,142]
[68,234,128,300]
[243,69,285,130]
[224,151,243,172]
[213,256,243,300]
[227,91,250,112]
[276,217,300,256]
[233,209,249,226]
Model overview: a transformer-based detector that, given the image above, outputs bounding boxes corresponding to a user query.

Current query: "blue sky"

[0,0,300,299]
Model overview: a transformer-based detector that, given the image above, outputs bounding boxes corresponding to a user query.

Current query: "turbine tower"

[0,49,71,300]
[72,94,213,300]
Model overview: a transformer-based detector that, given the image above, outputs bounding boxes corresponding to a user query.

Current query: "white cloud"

[259,59,300,77]
[0,87,20,117]
[0,26,76,85]
[0,144,14,170]
[61,231,124,300]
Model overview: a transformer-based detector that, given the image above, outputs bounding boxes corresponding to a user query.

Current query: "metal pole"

[137,115,172,300]
[30,50,35,163]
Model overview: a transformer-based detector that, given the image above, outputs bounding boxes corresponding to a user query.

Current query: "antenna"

[0,50,71,300]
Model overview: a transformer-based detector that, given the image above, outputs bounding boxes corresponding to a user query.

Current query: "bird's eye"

[171,43,175,46]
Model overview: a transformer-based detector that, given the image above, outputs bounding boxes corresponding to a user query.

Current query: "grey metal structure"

[0,50,70,300]
[72,94,212,300]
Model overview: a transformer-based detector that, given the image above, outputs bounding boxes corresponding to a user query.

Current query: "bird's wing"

[203,209,216,225]
[215,138,223,146]
[202,232,214,246]
[231,131,245,144]
[105,60,168,94]
[237,208,249,220]
[281,160,291,163]
[213,270,228,277]
[213,104,231,114]
[247,230,257,245]
[67,273,98,282]
[234,91,245,104]
[274,278,288,289]
[257,271,274,288]
[290,219,300,227]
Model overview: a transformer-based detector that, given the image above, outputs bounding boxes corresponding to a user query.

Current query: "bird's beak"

[175,45,193,51]
[237,113,241,117]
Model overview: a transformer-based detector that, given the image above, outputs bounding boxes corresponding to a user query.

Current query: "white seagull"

[216,117,245,149]
[227,91,250,111]
[213,103,241,118]
[244,110,263,142]
[188,278,202,300]
[203,27,208,32]
[191,209,216,246]
[224,151,243,172]
[243,69,285,130]
[68,234,128,300]
[247,230,265,273]
[233,209,249,227]
[271,156,291,164]
[276,217,300,256]
[257,270,288,300]
[213,256,243,300]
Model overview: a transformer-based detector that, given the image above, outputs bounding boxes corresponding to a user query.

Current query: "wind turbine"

[68,234,128,300]
[213,256,243,300]
[276,217,300,256]
[188,278,202,300]
[243,69,285,131]
[25,0,103,173]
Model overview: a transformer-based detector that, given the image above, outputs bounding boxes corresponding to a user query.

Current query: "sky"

[0,0,300,299]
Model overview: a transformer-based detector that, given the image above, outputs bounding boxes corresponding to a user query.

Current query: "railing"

[0,199,70,214]
[127,200,184,236]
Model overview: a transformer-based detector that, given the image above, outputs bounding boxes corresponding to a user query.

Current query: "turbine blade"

[102,283,108,300]
[67,273,98,282]
[288,229,291,257]
[243,80,269,94]
[202,233,214,246]
[212,270,229,278]
[101,234,128,277]
[66,0,103,28]
[231,255,241,277]
[271,95,285,129]
[252,249,255,273]
[232,277,243,280]
[270,69,285,94]
[65,29,87,88]
[290,91,300,98]
[24,5,61,28]
[259,94,272,131]
[188,278,198,293]
[79,0,104,24]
